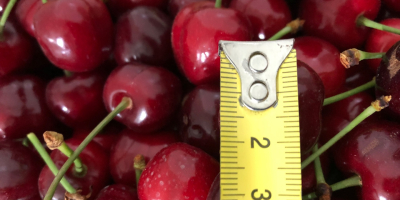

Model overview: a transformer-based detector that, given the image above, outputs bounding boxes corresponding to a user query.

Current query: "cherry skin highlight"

[95,184,138,200]
[15,0,41,37]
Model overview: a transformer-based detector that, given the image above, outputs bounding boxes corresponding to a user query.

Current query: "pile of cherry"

[1,0,400,199]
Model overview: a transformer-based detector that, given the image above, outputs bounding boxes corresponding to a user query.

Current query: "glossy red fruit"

[110,129,180,187]
[103,64,182,133]
[365,18,400,73]
[0,141,43,199]
[138,143,219,200]
[206,173,219,200]
[46,70,108,128]
[294,36,345,97]
[107,0,168,18]
[168,0,231,17]
[179,84,220,159]
[15,0,41,36]
[33,0,113,72]
[229,0,291,40]
[344,62,375,89]
[114,6,173,66]
[95,184,138,200]
[297,60,324,154]
[0,75,58,141]
[299,0,380,50]
[382,0,400,13]
[334,120,400,200]
[301,150,330,194]
[38,138,110,200]
[172,1,252,85]
[0,21,34,77]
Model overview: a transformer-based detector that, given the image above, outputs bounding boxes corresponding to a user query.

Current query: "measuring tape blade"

[219,39,301,200]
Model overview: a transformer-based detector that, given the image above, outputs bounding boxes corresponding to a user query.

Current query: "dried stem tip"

[340,48,360,69]
[43,131,64,150]
[371,95,392,111]
[315,183,332,200]
[134,154,146,171]
[287,18,305,34]
[64,189,91,200]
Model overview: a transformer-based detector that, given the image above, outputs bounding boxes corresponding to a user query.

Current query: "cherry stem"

[340,49,384,69]
[134,154,146,189]
[43,97,132,200]
[357,15,400,35]
[313,145,325,184]
[58,142,85,175]
[302,175,361,200]
[63,70,73,77]
[22,137,29,147]
[323,78,376,106]
[302,95,391,169]
[215,0,222,8]
[268,18,305,41]
[0,0,17,38]
[42,0,47,4]
[26,133,77,194]
[358,51,385,60]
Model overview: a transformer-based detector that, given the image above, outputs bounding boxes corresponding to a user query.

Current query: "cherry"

[168,0,231,17]
[365,18,400,73]
[95,184,138,200]
[382,0,400,13]
[137,143,219,200]
[0,21,35,77]
[114,6,173,67]
[38,138,110,200]
[299,0,380,50]
[171,1,252,85]
[206,173,219,200]
[294,36,346,97]
[33,0,113,72]
[179,84,220,159]
[15,0,41,37]
[45,70,108,128]
[301,150,330,194]
[110,129,180,187]
[344,62,375,89]
[229,0,291,40]
[333,120,400,200]
[0,141,43,199]
[107,0,168,18]
[0,75,58,141]
[103,63,182,133]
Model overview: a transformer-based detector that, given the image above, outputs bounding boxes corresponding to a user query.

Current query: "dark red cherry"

[103,64,182,133]
[301,150,330,194]
[0,21,35,77]
[344,62,375,89]
[138,143,219,200]
[206,173,220,200]
[107,0,168,18]
[294,36,346,97]
[0,141,43,199]
[382,0,400,13]
[45,70,108,128]
[0,75,58,141]
[334,120,400,200]
[365,18,400,73]
[171,1,252,85]
[299,0,380,50]
[114,6,173,66]
[95,184,138,200]
[110,129,180,187]
[33,0,113,72]
[179,84,220,159]
[229,0,291,40]
[168,0,231,17]
[38,138,110,200]
[15,0,41,37]
[297,60,324,154]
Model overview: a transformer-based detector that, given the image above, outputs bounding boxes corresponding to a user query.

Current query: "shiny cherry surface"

[299,0,380,50]
[138,143,219,200]
[46,71,108,128]
[95,184,138,200]
[179,84,220,159]
[38,138,110,200]
[107,0,168,18]
[110,129,180,187]
[103,64,182,133]
[172,1,252,85]
[294,36,345,97]
[382,0,400,12]
[15,0,41,36]
[33,0,113,72]
[0,141,43,199]
[168,0,231,17]
[301,150,330,194]
[114,6,173,66]
[229,0,291,40]
[0,75,57,140]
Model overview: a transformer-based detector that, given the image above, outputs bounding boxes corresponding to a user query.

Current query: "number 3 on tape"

[219,39,301,200]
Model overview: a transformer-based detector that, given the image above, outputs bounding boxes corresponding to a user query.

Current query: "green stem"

[359,51,385,60]
[44,97,131,200]
[26,133,76,194]
[22,137,29,147]
[63,70,73,77]
[58,142,85,174]
[323,78,375,106]
[313,145,325,184]
[268,26,291,41]
[215,0,222,8]
[42,0,47,4]
[134,154,146,189]
[357,15,400,35]
[302,175,361,200]
[301,106,377,169]
[0,0,17,37]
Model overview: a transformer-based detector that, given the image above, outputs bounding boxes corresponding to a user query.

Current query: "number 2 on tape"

[219,39,302,200]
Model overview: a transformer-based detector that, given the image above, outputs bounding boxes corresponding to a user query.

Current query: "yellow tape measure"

[219,39,301,200]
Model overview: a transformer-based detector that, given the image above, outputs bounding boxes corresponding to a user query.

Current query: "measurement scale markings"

[221,140,244,143]
[221,72,237,75]
[282,70,297,73]
[221,96,237,99]
[279,194,300,197]
[221,146,237,148]
[221,136,238,139]
[223,188,238,191]
[221,167,245,169]
[285,146,300,148]
[221,86,237,89]
[281,76,297,78]
[278,90,297,93]
[223,194,245,196]
[221,91,241,94]
[276,115,299,118]
[221,76,237,79]
[278,141,300,143]
[221,115,244,118]
[221,151,238,153]
[220,172,238,174]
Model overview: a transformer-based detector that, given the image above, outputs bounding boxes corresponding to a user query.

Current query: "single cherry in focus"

[95,184,138,200]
